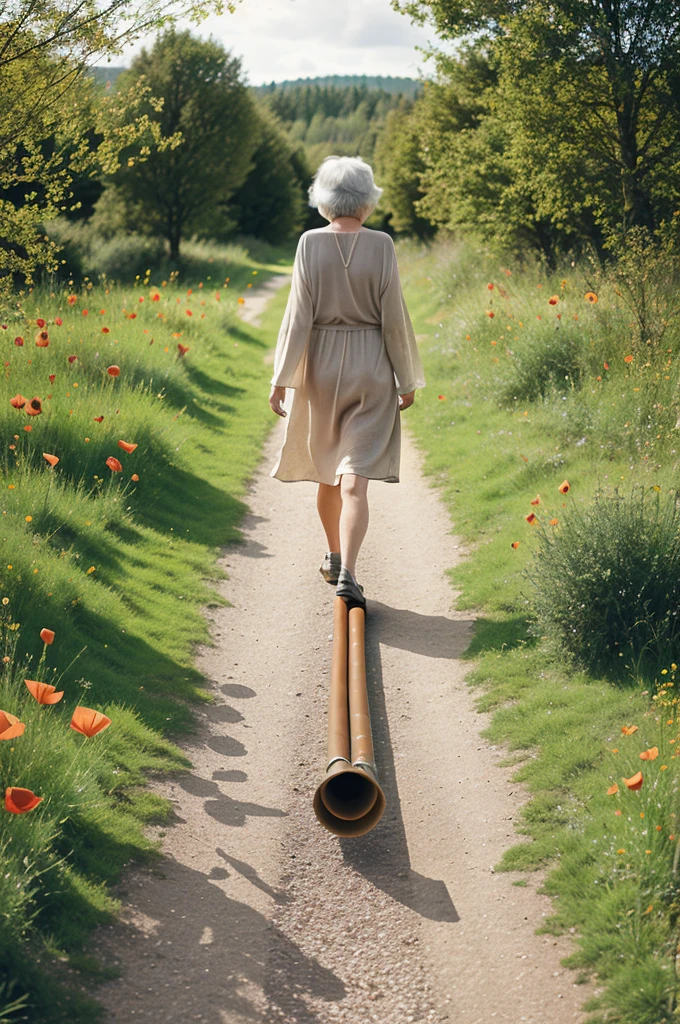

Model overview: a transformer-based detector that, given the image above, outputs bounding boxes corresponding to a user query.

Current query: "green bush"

[527,486,680,673]
[502,318,585,402]
[85,233,166,283]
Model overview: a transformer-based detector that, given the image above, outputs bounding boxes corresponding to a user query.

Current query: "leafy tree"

[373,102,436,239]
[393,0,680,243]
[113,30,260,260]
[228,106,309,243]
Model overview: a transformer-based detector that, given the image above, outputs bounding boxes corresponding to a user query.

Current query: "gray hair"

[308,155,383,220]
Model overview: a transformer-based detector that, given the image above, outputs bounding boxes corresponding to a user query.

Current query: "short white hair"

[308,155,383,220]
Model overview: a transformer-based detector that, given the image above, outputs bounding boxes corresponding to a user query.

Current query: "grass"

[397,233,680,1023]
[0,236,294,1021]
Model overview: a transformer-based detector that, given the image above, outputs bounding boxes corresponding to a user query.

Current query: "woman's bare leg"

[339,473,369,577]
[317,482,342,551]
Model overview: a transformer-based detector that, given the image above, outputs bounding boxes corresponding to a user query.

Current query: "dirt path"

[93,278,592,1023]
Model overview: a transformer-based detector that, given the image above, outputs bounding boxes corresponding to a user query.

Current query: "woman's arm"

[380,238,426,396]
[270,235,314,391]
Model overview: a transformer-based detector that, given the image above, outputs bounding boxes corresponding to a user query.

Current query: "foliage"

[527,487,680,673]
[228,104,309,244]
[373,103,436,239]
[112,30,259,259]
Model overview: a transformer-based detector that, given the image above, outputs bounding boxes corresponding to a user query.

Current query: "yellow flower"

[25,515,32,522]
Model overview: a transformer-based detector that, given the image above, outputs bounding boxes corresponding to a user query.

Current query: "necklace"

[334,230,360,269]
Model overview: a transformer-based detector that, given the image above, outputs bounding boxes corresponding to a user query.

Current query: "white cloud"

[117,0,447,85]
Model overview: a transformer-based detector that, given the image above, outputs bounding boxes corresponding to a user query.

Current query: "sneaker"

[335,565,366,609]
[319,551,342,585]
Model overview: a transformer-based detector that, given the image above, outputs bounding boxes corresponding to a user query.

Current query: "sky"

[115,0,450,85]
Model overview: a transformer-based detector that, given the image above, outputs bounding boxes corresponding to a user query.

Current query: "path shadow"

[99,858,344,1024]
[367,599,475,660]
[339,601,462,923]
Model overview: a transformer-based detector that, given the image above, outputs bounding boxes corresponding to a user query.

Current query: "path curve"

[93,276,591,1024]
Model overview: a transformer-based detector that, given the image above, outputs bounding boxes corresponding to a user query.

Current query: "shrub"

[502,318,585,402]
[526,486,680,673]
[85,233,166,283]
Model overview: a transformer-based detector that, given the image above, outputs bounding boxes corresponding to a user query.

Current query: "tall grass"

[0,240,292,1020]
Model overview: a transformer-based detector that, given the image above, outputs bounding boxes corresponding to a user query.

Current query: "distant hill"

[253,75,423,98]
[89,65,125,87]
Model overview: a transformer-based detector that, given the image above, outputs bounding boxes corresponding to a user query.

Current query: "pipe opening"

[322,769,378,821]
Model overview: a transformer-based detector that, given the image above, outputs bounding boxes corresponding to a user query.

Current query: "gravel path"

[93,276,592,1023]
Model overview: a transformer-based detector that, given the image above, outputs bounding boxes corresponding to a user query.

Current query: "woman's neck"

[326,217,364,233]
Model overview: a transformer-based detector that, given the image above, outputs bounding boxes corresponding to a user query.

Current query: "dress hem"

[271,472,400,485]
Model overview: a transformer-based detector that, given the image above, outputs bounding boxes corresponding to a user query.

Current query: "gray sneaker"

[319,551,342,585]
[335,566,366,609]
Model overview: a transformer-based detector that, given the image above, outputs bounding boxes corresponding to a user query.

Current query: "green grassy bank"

[398,235,680,1024]
[0,239,293,1021]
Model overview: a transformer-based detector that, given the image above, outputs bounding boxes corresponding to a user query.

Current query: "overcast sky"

[115,0,449,85]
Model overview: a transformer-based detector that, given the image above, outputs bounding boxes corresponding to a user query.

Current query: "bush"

[85,233,166,283]
[526,485,680,673]
[502,318,585,402]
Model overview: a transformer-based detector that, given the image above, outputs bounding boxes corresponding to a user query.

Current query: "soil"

[92,276,594,1024]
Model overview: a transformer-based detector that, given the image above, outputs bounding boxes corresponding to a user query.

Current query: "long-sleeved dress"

[269,226,426,485]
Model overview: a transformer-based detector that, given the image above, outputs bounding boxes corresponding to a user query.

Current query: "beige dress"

[269,227,426,485]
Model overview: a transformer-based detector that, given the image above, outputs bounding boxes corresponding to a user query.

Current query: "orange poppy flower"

[607,783,619,795]
[131,473,139,482]
[624,354,633,363]
[54,317,62,326]
[585,292,598,304]
[511,541,520,549]
[485,310,495,318]
[237,297,245,305]
[623,771,643,790]
[39,628,55,645]
[43,453,59,467]
[35,330,49,347]
[107,365,120,377]
[549,517,559,525]
[70,706,112,737]
[525,512,537,524]
[640,747,659,761]
[603,362,609,370]
[177,343,190,356]
[438,394,445,400]
[10,394,26,409]
[487,283,494,290]
[0,711,25,741]
[558,480,570,494]
[106,456,122,472]
[530,496,540,506]
[25,679,63,704]
[117,440,137,454]
[151,293,160,302]
[5,787,42,814]
[25,397,42,416]
[67,294,77,306]
[82,309,89,316]
[548,295,559,305]
[621,724,638,735]
[93,415,104,423]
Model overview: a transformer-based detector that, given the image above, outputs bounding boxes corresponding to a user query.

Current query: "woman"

[268,155,426,609]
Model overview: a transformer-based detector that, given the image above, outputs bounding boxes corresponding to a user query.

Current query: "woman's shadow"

[339,599,474,923]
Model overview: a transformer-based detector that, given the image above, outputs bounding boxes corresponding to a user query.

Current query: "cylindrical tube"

[348,605,375,769]
[327,595,350,769]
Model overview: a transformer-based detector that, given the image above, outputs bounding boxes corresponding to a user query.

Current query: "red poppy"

[624,354,634,363]
[117,440,137,454]
[68,355,77,364]
[485,310,495,318]
[623,771,643,790]
[5,787,42,814]
[438,394,445,400]
[54,317,62,326]
[35,318,46,328]
[525,512,537,524]
[0,711,25,740]
[511,541,520,549]
[10,394,26,409]
[39,628,55,645]
[106,456,122,472]
[487,283,494,291]
[107,365,120,377]
[131,473,139,482]
[35,330,49,347]
[530,496,540,506]
[186,310,193,316]
[151,293,160,302]
[558,480,570,494]
[25,397,42,416]
[102,327,110,334]
[43,453,59,467]
[14,336,24,346]
[70,706,112,737]
[603,362,609,370]
[93,415,104,423]
[25,679,63,704]
[67,295,77,306]
[81,309,89,317]
[49,374,56,383]
[548,296,559,305]
[177,343,190,357]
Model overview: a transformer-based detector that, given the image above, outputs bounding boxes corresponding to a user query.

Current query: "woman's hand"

[269,385,288,417]
[398,390,415,412]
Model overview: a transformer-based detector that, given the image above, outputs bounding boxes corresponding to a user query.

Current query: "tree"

[228,105,309,244]
[113,30,259,260]
[393,0,680,241]
[373,102,436,239]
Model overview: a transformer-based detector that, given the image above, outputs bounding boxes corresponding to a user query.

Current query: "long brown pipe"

[313,596,386,837]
